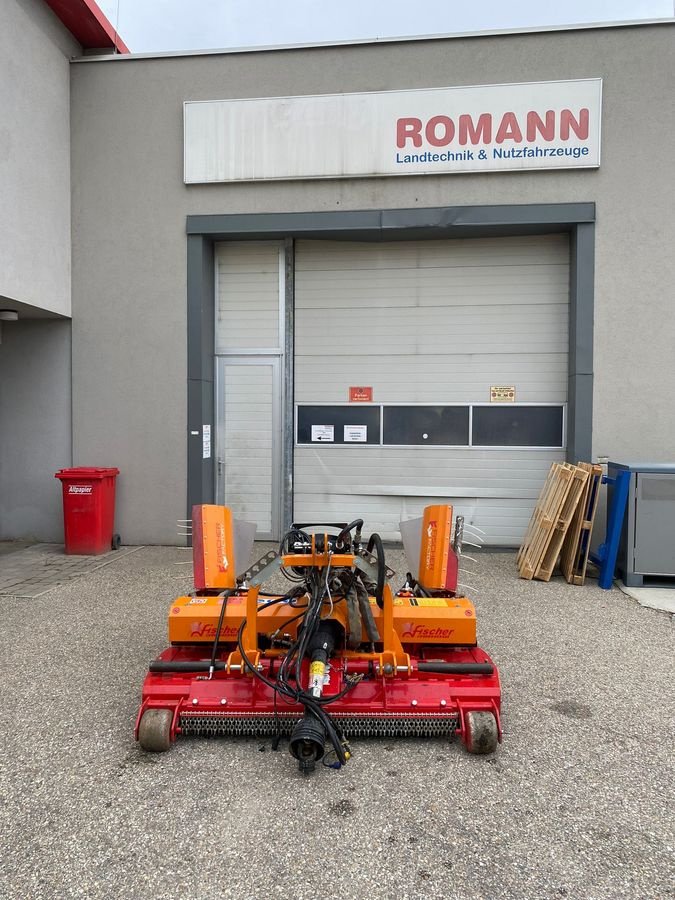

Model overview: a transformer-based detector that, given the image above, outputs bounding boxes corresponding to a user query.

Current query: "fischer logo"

[425,522,436,571]
[215,522,229,573]
[68,485,92,494]
[395,107,591,164]
[190,621,238,638]
[402,623,455,639]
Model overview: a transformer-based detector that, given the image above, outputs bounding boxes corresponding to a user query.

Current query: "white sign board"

[344,425,368,442]
[184,79,601,183]
[311,425,334,442]
[202,424,211,459]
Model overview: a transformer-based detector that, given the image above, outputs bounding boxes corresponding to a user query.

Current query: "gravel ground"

[0,545,673,900]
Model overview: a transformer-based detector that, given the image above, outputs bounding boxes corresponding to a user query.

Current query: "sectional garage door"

[293,234,569,545]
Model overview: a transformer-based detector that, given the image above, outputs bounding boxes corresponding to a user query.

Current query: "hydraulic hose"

[336,519,364,548]
[366,532,386,609]
[355,579,380,643]
[209,588,236,675]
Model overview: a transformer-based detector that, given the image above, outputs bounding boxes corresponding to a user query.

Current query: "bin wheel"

[465,711,498,755]
[111,533,121,550]
[138,708,173,753]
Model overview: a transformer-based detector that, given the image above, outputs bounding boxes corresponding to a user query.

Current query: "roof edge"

[44,0,129,53]
[70,16,672,63]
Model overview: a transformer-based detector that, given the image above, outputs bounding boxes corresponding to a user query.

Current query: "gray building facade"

[2,8,674,545]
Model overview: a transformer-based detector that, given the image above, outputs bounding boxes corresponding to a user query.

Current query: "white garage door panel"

[295,447,559,495]
[298,306,568,355]
[216,242,281,351]
[294,234,569,546]
[296,235,568,269]
[294,446,564,543]
[296,354,568,403]
[292,491,559,546]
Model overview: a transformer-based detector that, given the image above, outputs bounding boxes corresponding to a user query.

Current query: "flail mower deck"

[136,505,501,773]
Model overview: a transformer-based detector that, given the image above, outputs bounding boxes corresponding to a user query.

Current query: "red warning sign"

[349,386,373,402]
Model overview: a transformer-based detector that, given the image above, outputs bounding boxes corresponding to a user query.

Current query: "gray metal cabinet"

[610,462,675,586]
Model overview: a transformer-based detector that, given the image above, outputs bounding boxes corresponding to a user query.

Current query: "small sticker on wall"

[202,424,211,458]
[344,425,367,442]
[349,386,373,402]
[490,385,516,402]
[311,425,334,442]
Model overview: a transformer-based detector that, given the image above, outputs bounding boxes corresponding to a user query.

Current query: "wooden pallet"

[517,462,588,580]
[560,463,603,585]
[533,465,589,581]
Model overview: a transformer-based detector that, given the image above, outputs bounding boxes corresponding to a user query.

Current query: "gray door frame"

[186,202,595,532]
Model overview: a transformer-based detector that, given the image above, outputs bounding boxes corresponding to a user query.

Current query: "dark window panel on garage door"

[472,406,564,447]
[296,405,381,444]
[383,406,470,445]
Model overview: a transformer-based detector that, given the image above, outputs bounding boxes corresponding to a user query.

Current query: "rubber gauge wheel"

[138,708,172,752]
[465,711,498,755]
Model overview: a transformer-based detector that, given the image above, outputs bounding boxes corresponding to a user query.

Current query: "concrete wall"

[0,0,77,540]
[0,320,72,540]
[70,24,675,544]
[0,0,78,315]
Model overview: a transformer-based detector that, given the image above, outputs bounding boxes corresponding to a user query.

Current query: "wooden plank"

[561,463,603,585]
[517,463,559,567]
[560,463,594,583]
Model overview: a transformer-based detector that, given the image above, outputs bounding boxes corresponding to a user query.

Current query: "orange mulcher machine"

[136,505,502,774]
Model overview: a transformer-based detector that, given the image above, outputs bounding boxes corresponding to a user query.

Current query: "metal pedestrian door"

[216,357,281,540]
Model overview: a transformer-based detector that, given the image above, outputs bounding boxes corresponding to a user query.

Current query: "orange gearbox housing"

[167,592,477,647]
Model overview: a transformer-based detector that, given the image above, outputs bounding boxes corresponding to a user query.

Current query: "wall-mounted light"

[0,309,19,344]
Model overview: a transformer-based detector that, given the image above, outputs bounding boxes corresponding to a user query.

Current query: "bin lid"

[608,461,675,474]
[55,467,120,479]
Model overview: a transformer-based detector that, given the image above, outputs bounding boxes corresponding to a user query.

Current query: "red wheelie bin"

[55,467,120,555]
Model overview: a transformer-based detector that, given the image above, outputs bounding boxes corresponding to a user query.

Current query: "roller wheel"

[111,534,121,550]
[138,708,172,752]
[465,711,498,755]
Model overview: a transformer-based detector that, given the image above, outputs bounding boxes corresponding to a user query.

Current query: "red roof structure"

[43,0,130,53]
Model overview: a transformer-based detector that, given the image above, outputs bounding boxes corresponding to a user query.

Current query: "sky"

[97,0,673,54]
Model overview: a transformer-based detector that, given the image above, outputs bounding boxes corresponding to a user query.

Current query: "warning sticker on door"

[349,386,373,402]
[311,425,334,442]
[490,385,516,402]
[344,425,367,442]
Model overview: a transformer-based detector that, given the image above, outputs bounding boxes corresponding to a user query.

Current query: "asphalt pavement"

[0,545,673,900]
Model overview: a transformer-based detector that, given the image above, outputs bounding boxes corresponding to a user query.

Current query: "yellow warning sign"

[415,598,450,607]
[490,385,516,402]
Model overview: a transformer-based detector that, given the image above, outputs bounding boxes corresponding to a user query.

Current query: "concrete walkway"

[0,546,673,899]
[0,542,141,598]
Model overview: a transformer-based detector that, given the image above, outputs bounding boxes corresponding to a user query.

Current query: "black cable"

[209,588,235,675]
[366,533,386,609]
[236,583,353,766]
[269,609,306,642]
